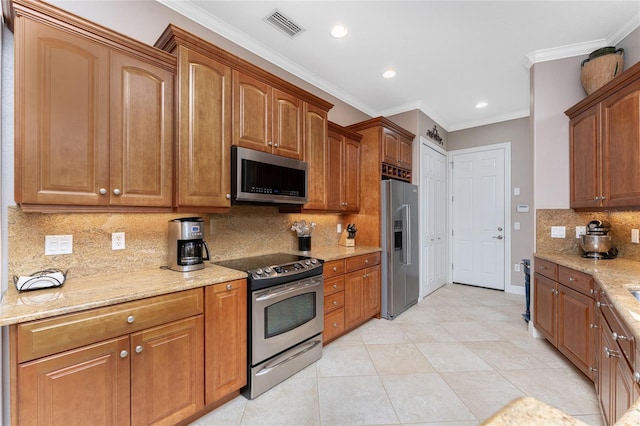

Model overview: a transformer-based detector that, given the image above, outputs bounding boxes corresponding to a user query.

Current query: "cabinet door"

[599,322,614,424]
[273,89,303,159]
[326,131,345,211]
[343,137,361,212]
[602,79,640,208]
[362,265,381,319]
[18,337,130,426]
[569,104,601,209]
[130,316,204,426]
[233,71,271,153]
[16,17,110,206]
[344,270,364,329]
[382,128,399,165]
[110,51,174,207]
[614,357,635,424]
[557,285,594,376]
[175,46,232,209]
[398,136,413,170]
[533,273,557,343]
[204,280,247,404]
[304,104,328,209]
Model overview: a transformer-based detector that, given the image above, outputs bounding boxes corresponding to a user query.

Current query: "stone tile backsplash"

[8,206,343,279]
[537,209,640,260]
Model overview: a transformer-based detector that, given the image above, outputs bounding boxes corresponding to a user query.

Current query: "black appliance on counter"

[213,253,324,399]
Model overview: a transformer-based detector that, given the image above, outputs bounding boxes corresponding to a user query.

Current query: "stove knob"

[305,260,311,266]
[310,258,318,264]
[255,268,264,275]
[252,272,261,280]
[264,267,273,274]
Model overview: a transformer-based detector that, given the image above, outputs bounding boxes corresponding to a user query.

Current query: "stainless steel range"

[214,253,324,399]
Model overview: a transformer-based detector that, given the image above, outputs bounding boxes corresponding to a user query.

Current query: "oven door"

[251,275,323,365]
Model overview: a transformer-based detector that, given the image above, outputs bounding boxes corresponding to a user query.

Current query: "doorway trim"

[447,142,514,293]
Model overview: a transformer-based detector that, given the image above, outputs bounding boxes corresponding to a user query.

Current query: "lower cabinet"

[11,282,247,426]
[322,252,381,344]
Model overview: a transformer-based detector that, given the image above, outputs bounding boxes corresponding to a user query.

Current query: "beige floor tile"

[510,336,573,368]
[464,340,550,370]
[439,321,503,341]
[318,376,399,425]
[441,371,525,420]
[457,306,510,321]
[358,318,411,344]
[316,343,377,377]
[480,318,530,340]
[188,394,247,426]
[421,305,476,322]
[380,373,475,423]
[389,304,433,324]
[366,343,435,375]
[400,322,458,343]
[416,342,492,372]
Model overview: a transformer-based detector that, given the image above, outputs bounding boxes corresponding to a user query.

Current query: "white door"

[421,138,448,297]
[451,147,505,290]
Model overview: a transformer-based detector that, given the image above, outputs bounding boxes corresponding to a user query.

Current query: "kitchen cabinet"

[597,285,638,425]
[11,289,204,426]
[533,257,595,378]
[327,122,362,212]
[300,104,329,210]
[156,25,232,212]
[382,127,413,171]
[322,253,381,344]
[566,61,640,210]
[13,0,175,212]
[233,71,303,160]
[204,279,247,405]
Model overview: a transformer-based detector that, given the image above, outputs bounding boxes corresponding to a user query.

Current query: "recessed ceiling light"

[476,102,488,109]
[382,69,397,79]
[330,25,348,38]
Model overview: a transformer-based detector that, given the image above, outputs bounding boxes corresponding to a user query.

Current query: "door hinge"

[451,229,454,237]
[450,161,454,168]
[451,195,454,203]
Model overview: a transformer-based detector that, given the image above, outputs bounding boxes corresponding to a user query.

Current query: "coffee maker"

[168,217,210,272]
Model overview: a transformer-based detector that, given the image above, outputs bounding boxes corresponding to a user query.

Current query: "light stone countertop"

[486,252,640,425]
[0,245,381,327]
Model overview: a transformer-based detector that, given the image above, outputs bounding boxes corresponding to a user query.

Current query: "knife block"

[339,230,355,247]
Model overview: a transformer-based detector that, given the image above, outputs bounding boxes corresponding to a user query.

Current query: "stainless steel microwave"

[231,146,308,205]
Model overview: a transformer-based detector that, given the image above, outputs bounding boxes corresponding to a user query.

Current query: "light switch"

[551,226,566,238]
[632,229,639,244]
[513,187,520,196]
[45,235,73,255]
[514,222,520,230]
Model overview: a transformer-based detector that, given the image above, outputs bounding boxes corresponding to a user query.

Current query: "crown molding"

[447,109,530,132]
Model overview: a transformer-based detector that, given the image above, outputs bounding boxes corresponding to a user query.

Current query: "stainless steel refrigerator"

[381,179,419,320]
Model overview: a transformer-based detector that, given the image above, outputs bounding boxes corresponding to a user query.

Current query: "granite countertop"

[486,252,640,425]
[0,245,381,327]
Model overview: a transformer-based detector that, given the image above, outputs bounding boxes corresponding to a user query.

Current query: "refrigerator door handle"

[402,204,411,265]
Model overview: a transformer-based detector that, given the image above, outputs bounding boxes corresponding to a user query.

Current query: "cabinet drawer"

[17,288,203,363]
[324,259,345,278]
[323,308,344,343]
[324,291,345,314]
[324,276,344,296]
[345,252,381,272]
[559,266,593,297]
[534,257,558,280]
[599,291,635,365]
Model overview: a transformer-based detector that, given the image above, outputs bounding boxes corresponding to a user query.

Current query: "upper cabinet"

[326,122,362,212]
[156,25,232,212]
[566,62,640,210]
[13,0,175,212]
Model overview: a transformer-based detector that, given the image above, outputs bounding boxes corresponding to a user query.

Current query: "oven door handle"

[255,279,322,301]
[255,339,322,376]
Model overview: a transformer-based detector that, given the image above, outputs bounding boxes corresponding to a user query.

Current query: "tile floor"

[190,283,604,426]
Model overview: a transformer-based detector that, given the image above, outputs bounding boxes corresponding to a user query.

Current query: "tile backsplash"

[8,206,343,279]
[537,209,640,260]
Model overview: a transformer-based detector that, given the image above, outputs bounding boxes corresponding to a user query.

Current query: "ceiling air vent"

[264,9,305,38]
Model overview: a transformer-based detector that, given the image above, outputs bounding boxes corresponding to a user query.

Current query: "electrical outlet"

[632,229,640,244]
[112,232,125,250]
[45,235,73,255]
[514,263,521,272]
[337,223,342,233]
[576,226,586,238]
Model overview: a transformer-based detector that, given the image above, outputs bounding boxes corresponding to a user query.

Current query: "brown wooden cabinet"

[302,104,329,210]
[327,122,362,212]
[233,71,303,160]
[533,257,595,379]
[566,62,640,210]
[157,26,232,212]
[13,1,175,212]
[204,279,247,405]
[11,289,205,426]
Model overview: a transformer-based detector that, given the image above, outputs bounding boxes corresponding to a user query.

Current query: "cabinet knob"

[590,323,599,329]
[120,350,128,358]
[604,346,620,358]
[127,315,135,324]
[333,300,338,306]
[332,284,338,289]
[135,345,143,354]
[268,141,273,146]
[612,332,628,341]
[113,188,121,196]
[226,194,231,199]
[99,188,107,195]
[332,322,337,328]
[227,284,233,290]
[634,372,640,383]
[597,301,609,308]
[590,367,598,373]
[333,267,337,272]
[568,277,575,282]
[365,259,369,264]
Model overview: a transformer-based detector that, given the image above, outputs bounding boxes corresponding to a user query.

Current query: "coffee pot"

[168,217,210,272]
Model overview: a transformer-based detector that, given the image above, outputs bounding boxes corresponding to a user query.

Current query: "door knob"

[492,235,503,240]
[497,227,503,231]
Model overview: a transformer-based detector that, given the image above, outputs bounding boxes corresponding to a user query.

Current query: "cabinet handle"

[135,345,143,354]
[127,315,135,324]
[333,267,337,272]
[99,188,107,195]
[333,300,338,306]
[226,194,231,199]
[634,372,640,383]
[589,367,598,372]
[568,277,575,282]
[268,141,273,146]
[590,323,599,329]
[540,266,547,270]
[227,284,233,290]
[365,259,369,264]
[113,188,121,196]
[612,332,629,341]
[604,347,620,358]
[333,284,338,289]
[332,322,337,328]
[120,350,128,359]
[597,302,609,308]
[274,143,279,147]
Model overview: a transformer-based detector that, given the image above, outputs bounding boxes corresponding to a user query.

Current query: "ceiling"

[156,1,640,131]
